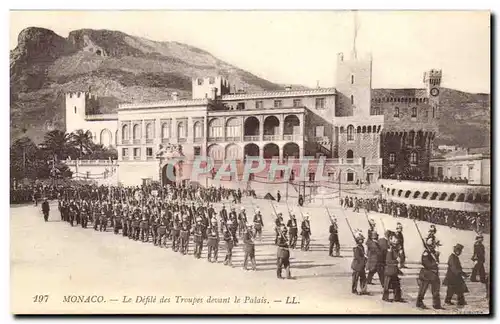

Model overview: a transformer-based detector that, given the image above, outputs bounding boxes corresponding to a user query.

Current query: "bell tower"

[423,69,442,119]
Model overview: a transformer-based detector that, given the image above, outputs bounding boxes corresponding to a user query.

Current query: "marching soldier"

[131,213,140,240]
[171,213,181,252]
[193,217,205,259]
[300,214,311,251]
[223,220,234,266]
[395,222,407,268]
[243,224,257,271]
[383,231,404,302]
[41,198,50,222]
[113,209,121,234]
[253,209,264,240]
[238,206,247,237]
[276,224,292,279]
[139,213,149,242]
[219,205,228,223]
[99,210,108,232]
[329,217,340,257]
[179,218,190,255]
[471,234,486,283]
[366,231,384,285]
[207,218,219,262]
[157,218,168,248]
[416,238,443,309]
[444,244,469,306]
[287,212,298,249]
[367,219,376,239]
[121,207,129,237]
[351,231,367,295]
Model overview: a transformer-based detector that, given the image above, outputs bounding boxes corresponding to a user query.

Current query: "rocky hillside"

[10,27,490,148]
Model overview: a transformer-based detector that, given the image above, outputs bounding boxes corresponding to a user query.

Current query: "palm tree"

[71,129,94,158]
[40,129,72,162]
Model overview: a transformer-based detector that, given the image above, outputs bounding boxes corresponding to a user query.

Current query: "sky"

[9,10,491,93]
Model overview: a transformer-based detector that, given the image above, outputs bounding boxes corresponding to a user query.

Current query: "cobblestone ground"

[11,198,490,315]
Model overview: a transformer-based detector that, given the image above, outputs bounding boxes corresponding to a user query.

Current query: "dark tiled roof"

[372,88,427,98]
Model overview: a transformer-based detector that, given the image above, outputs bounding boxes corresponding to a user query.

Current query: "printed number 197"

[33,295,49,303]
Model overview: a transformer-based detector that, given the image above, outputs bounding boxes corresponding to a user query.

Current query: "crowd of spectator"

[384,173,469,184]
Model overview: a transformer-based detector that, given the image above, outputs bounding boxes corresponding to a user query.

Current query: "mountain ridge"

[10,27,490,149]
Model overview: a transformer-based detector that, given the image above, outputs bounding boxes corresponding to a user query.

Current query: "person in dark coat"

[41,198,50,222]
[471,234,486,283]
[351,231,367,295]
[416,238,443,309]
[444,244,469,306]
[377,230,390,287]
[277,190,281,203]
[383,231,404,302]
[328,217,340,257]
[366,231,383,285]
[298,194,304,207]
[395,222,407,268]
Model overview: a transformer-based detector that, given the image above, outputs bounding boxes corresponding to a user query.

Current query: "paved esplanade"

[11,199,489,314]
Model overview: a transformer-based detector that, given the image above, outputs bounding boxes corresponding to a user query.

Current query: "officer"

[395,222,407,268]
[41,198,50,222]
[287,212,298,249]
[416,237,443,309]
[383,231,404,302]
[351,231,367,295]
[300,214,311,251]
[223,220,234,266]
[243,223,257,271]
[253,209,264,240]
[207,218,219,263]
[328,217,340,257]
[366,231,384,285]
[444,244,469,306]
[276,224,292,279]
[471,234,486,283]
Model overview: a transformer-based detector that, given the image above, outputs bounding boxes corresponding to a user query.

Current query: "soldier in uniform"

[276,224,292,279]
[193,217,205,259]
[274,212,284,245]
[139,214,149,242]
[471,234,486,283]
[351,231,367,295]
[121,207,129,237]
[287,212,298,249]
[366,231,384,285]
[41,198,50,222]
[300,214,311,251]
[416,238,443,309]
[157,218,168,248]
[328,217,340,257]
[367,219,376,239]
[238,206,247,237]
[395,222,407,268]
[207,218,219,263]
[253,209,264,240]
[171,213,181,252]
[243,224,257,271]
[223,220,234,266]
[219,205,228,223]
[444,244,469,306]
[132,213,140,240]
[383,232,404,302]
[113,209,121,234]
[179,219,190,255]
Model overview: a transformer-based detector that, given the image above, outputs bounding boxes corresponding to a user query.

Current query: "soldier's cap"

[426,237,435,246]
[369,218,375,223]
[305,213,310,218]
[227,220,233,225]
[453,243,464,251]
[211,218,217,223]
[240,206,245,211]
[196,217,202,222]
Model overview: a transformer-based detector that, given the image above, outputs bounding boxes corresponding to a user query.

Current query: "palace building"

[65,51,441,187]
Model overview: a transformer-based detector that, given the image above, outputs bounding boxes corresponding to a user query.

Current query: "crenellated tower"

[65,91,99,134]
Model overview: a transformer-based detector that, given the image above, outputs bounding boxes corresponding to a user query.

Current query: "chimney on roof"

[285,85,292,91]
[171,92,179,101]
[209,87,218,100]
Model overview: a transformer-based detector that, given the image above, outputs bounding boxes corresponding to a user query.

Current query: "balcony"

[244,135,260,142]
[178,138,187,144]
[194,137,203,143]
[345,158,355,164]
[133,139,141,145]
[146,139,154,144]
[283,134,302,141]
[208,137,224,143]
[122,139,130,145]
[146,156,155,161]
[162,138,170,144]
[225,136,240,142]
[133,156,141,160]
[263,135,281,141]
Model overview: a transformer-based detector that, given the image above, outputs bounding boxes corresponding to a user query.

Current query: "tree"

[40,129,72,161]
[71,129,94,158]
[87,143,118,160]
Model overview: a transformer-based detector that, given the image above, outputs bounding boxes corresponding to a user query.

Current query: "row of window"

[373,97,428,103]
[340,125,381,141]
[393,106,436,118]
[197,77,216,85]
[388,152,418,164]
[235,98,326,110]
[122,146,203,159]
[121,121,201,141]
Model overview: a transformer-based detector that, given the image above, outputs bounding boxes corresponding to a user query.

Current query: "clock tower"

[423,69,442,119]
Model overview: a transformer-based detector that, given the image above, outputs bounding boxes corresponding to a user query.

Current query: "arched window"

[193,121,203,139]
[410,152,418,164]
[208,118,223,139]
[74,106,77,114]
[351,74,354,84]
[367,126,372,133]
[122,124,129,140]
[145,123,153,140]
[362,126,366,133]
[411,107,417,118]
[347,125,355,141]
[357,126,361,133]
[350,95,354,105]
[132,124,140,139]
[225,118,242,139]
[394,107,400,118]
[161,123,170,139]
[346,150,354,159]
[432,106,436,118]
[178,121,186,139]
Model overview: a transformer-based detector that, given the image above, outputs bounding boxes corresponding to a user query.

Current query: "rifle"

[325,207,334,225]
[269,201,287,241]
[413,220,438,261]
